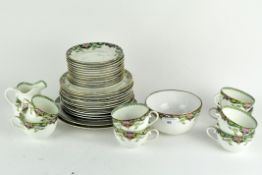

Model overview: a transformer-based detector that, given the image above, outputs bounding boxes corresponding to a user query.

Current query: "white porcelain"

[145,89,202,135]
[213,87,255,112]
[112,103,159,132]
[209,106,257,136]
[24,95,59,123]
[153,117,198,135]
[206,126,254,152]
[113,128,159,148]
[5,80,47,116]
[11,117,57,139]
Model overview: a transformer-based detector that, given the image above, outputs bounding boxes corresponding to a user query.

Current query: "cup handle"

[4,87,18,106]
[147,111,159,127]
[208,107,220,119]
[214,93,221,106]
[146,129,159,141]
[206,126,218,142]
[10,118,24,129]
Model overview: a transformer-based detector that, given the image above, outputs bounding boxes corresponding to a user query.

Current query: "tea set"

[4,42,258,152]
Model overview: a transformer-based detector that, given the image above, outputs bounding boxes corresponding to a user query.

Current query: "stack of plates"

[57,42,136,129]
[66,42,125,87]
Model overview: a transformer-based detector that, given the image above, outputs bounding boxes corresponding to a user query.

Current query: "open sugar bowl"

[146,89,202,135]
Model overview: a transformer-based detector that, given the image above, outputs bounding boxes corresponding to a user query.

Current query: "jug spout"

[33,80,47,91]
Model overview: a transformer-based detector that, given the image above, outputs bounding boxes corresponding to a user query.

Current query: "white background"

[0,0,262,174]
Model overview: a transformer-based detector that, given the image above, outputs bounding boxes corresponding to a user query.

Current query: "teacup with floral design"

[207,126,255,152]
[10,95,59,138]
[209,106,257,136]
[146,89,202,135]
[23,95,59,123]
[112,103,159,132]
[113,127,159,148]
[11,114,58,138]
[212,87,255,113]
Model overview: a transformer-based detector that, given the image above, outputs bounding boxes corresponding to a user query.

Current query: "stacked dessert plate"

[56,42,136,129]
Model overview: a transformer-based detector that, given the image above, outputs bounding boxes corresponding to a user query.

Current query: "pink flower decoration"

[242,128,250,135]
[243,103,252,109]
[122,120,132,128]
[126,132,135,139]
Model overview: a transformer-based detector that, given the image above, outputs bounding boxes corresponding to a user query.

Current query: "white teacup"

[24,95,59,123]
[213,87,255,113]
[209,106,257,136]
[11,117,57,139]
[113,127,159,148]
[112,103,159,132]
[145,89,202,135]
[206,126,254,152]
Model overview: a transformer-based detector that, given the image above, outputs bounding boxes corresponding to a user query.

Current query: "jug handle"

[4,88,18,106]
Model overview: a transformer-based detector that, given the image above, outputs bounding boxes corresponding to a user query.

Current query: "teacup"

[11,116,57,138]
[113,127,159,148]
[4,80,47,116]
[206,126,254,152]
[23,95,59,123]
[213,87,255,113]
[209,106,257,136]
[145,89,202,135]
[112,103,159,132]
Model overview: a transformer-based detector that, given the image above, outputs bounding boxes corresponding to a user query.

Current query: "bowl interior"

[146,90,201,115]
[222,107,257,128]
[112,104,148,120]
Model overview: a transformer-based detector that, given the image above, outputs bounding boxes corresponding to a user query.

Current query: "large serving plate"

[56,98,113,128]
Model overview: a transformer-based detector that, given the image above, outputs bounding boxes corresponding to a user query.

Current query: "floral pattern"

[158,108,201,125]
[217,128,254,145]
[114,128,148,142]
[221,93,254,112]
[113,112,148,129]
[220,112,255,136]
[68,42,124,61]
[12,96,58,132]
[17,113,57,132]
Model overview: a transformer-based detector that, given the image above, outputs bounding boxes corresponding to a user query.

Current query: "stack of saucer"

[56,42,136,129]
[66,43,125,87]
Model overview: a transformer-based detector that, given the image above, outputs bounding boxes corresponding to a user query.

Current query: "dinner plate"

[56,98,113,128]
[66,42,124,65]
[60,70,133,96]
